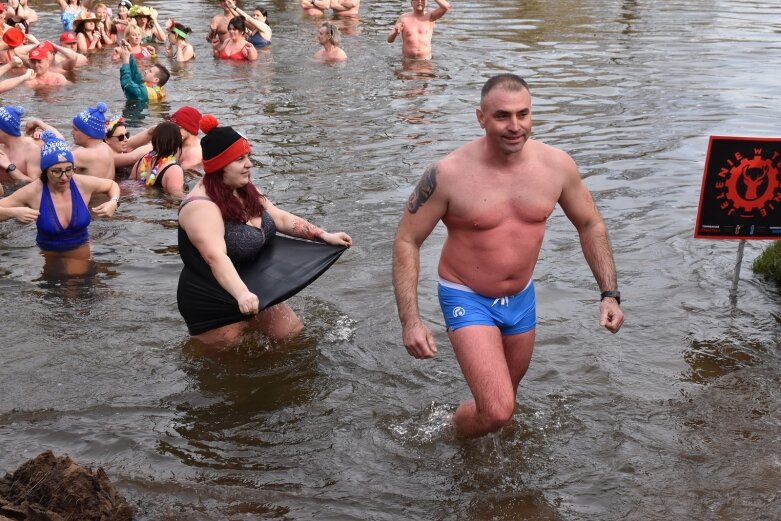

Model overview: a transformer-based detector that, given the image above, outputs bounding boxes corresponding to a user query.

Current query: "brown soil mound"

[0,450,134,521]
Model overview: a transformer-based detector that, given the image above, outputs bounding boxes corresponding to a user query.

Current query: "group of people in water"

[0,0,453,93]
[0,1,625,440]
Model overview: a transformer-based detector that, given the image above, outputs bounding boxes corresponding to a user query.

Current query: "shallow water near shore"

[1,0,780,519]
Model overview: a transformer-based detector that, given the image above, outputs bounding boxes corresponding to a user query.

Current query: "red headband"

[202,138,251,174]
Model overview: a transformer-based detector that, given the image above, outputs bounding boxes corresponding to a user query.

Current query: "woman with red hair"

[177,115,352,345]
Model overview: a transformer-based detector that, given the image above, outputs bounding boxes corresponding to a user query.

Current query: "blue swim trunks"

[438,279,536,335]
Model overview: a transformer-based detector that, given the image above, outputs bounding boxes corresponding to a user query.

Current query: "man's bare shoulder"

[21,136,42,151]
[437,138,485,175]
[526,139,578,173]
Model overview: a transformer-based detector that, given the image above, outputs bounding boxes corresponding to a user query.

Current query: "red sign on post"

[695,136,781,239]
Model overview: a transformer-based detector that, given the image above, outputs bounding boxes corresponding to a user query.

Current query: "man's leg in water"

[450,325,535,438]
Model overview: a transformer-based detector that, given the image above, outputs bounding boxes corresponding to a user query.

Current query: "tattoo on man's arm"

[406,164,438,214]
[292,218,325,241]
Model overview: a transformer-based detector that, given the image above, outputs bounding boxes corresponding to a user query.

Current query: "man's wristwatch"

[6,163,16,173]
[600,291,620,305]
[110,196,120,207]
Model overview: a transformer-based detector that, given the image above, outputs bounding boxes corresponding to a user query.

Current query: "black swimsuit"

[176,196,348,336]
[177,197,276,335]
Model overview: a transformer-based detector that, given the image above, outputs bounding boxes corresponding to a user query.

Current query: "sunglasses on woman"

[111,132,130,141]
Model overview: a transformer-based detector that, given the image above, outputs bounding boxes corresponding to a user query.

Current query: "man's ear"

[476,107,485,129]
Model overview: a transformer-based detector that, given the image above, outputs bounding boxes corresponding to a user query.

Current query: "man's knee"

[479,397,515,431]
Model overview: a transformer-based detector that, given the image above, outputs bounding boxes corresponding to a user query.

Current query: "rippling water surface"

[0,0,779,519]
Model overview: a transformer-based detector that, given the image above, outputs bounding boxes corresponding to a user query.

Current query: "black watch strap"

[600,291,620,305]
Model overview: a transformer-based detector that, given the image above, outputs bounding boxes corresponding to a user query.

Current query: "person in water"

[165,19,194,62]
[177,115,352,344]
[330,0,359,18]
[56,32,89,67]
[300,0,328,17]
[213,16,257,61]
[57,0,85,32]
[104,115,149,180]
[387,0,450,60]
[113,23,153,60]
[130,121,184,196]
[26,103,116,180]
[0,56,34,94]
[0,105,39,185]
[169,105,203,171]
[24,45,70,86]
[6,0,38,31]
[224,1,271,49]
[392,74,624,438]
[127,4,164,44]
[313,22,346,63]
[73,12,102,52]
[112,0,132,37]
[118,40,169,101]
[0,130,120,274]
[92,3,115,46]
[207,0,233,43]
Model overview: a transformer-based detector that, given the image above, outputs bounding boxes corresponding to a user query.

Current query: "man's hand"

[599,299,624,333]
[402,319,437,359]
[394,22,404,35]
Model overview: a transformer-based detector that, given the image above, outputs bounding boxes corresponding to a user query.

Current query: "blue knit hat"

[0,105,24,137]
[40,130,74,172]
[73,102,108,139]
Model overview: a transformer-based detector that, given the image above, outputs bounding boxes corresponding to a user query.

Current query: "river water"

[0,0,779,519]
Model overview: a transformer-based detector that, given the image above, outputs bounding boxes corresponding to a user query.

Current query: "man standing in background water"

[392,74,624,438]
[387,0,450,59]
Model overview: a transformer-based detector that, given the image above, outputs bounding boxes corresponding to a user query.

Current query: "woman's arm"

[243,41,258,61]
[149,10,166,42]
[181,201,260,314]
[0,69,33,93]
[228,1,272,41]
[0,181,39,223]
[161,164,184,198]
[76,33,89,53]
[125,126,153,149]
[114,144,151,168]
[178,43,195,62]
[75,174,120,217]
[263,198,352,246]
[24,118,64,139]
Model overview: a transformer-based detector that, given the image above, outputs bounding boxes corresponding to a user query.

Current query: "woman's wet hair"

[151,121,182,157]
[321,22,340,46]
[202,170,265,223]
[228,15,246,32]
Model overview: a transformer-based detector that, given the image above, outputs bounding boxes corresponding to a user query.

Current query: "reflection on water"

[0,0,779,520]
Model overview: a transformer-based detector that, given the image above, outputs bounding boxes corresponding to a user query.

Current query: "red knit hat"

[170,106,202,136]
[199,115,250,174]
